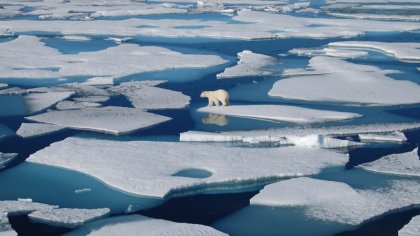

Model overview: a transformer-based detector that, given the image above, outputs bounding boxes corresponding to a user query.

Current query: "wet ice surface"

[1,1,420,235]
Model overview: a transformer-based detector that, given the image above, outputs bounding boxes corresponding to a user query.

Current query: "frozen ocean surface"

[0,0,420,235]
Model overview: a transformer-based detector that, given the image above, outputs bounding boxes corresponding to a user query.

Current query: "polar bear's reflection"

[201,113,229,126]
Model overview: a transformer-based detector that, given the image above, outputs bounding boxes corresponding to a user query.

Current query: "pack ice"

[399,215,420,236]
[29,208,110,228]
[27,136,347,198]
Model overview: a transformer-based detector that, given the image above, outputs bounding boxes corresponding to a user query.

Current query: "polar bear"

[200,89,230,107]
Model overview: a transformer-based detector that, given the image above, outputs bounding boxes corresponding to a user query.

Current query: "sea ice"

[269,57,420,105]
[327,13,420,22]
[0,84,7,89]
[73,96,109,103]
[216,50,277,79]
[0,213,15,236]
[0,200,57,216]
[25,106,171,135]
[23,92,74,114]
[289,47,368,59]
[251,177,420,225]
[65,214,228,236]
[29,208,110,228]
[358,131,407,143]
[27,136,347,198]
[329,41,420,62]
[0,153,18,170]
[399,215,420,236]
[56,101,102,110]
[198,105,361,123]
[360,148,420,177]
[17,123,66,138]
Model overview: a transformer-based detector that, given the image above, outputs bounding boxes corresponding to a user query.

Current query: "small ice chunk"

[399,215,420,236]
[61,35,91,41]
[0,200,57,216]
[360,148,420,177]
[65,214,227,236]
[198,105,361,123]
[27,136,347,198]
[24,92,74,114]
[56,101,101,110]
[26,106,171,135]
[17,123,66,139]
[217,50,277,79]
[0,153,18,170]
[251,177,420,225]
[74,188,92,194]
[358,131,407,143]
[0,88,27,95]
[29,208,110,228]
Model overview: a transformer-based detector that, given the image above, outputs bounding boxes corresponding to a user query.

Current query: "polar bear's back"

[214,89,229,98]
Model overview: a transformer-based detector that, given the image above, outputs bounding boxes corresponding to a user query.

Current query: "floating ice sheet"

[26,106,171,135]
[329,41,420,62]
[65,214,228,236]
[23,92,74,114]
[198,105,361,123]
[17,123,66,138]
[399,215,420,236]
[56,101,101,110]
[358,131,407,143]
[29,208,110,228]
[251,177,420,225]
[360,148,420,177]
[289,47,368,59]
[27,136,347,198]
[0,153,18,170]
[0,213,15,236]
[0,200,57,216]
[217,50,277,79]
[269,57,420,105]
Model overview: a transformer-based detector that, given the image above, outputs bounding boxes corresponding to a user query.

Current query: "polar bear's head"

[200,91,208,98]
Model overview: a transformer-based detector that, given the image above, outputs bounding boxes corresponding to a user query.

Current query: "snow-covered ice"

[65,214,227,236]
[109,82,190,110]
[0,84,7,89]
[399,215,420,236]
[0,153,18,170]
[0,200,57,216]
[360,148,420,177]
[0,213,15,236]
[24,92,74,114]
[251,177,420,225]
[27,136,347,198]
[26,106,171,135]
[17,123,66,139]
[269,57,420,105]
[289,47,368,59]
[216,50,277,79]
[358,131,407,143]
[29,208,110,228]
[329,41,420,62]
[198,105,361,123]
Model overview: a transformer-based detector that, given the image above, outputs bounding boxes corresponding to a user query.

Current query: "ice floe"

[65,214,227,236]
[26,106,171,135]
[0,153,18,170]
[0,213,15,236]
[29,208,110,228]
[289,47,368,59]
[109,81,190,110]
[23,92,74,114]
[329,41,420,62]
[216,50,277,79]
[17,123,65,138]
[56,101,101,110]
[399,215,420,236]
[73,96,109,103]
[327,12,420,22]
[360,148,420,177]
[0,36,228,83]
[27,136,347,198]
[0,84,7,89]
[198,105,361,123]
[358,131,407,143]
[0,200,57,216]
[251,177,420,225]
[269,57,420,105]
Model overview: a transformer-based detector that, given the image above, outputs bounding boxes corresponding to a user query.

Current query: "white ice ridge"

[198,105,361,123]
[358,131,407,143]
[109,81,191,110]
[269,56,420,106]
[23,92,74,114]
[216,50,277,79]
[399,215,420,236]
[1,10,420,40]
[251,177,420,226]
[289,47,368,59]
[329,41,420,62]
[0,213,15,236]
[26,106,171,135]
[65,214,228,236]
[17,123,66,139]
[0,153,18,170]
[0,36,228,82]
[180,122,420,143]
[27,136,347,198]
[360,148,420,177]
[0,200,57,216]
[29,208,110,228]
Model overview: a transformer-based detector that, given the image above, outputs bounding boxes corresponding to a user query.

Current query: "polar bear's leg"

[221,98,229,106]
[213,98,220,107]
[207,97,213,106]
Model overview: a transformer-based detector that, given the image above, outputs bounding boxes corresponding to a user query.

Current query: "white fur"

[200,89,230,107]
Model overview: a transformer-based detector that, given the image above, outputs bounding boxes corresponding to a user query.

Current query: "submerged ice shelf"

[27,136,347,198]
